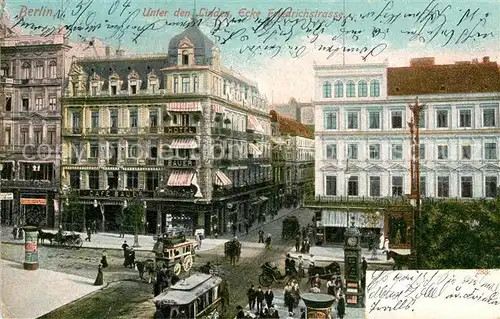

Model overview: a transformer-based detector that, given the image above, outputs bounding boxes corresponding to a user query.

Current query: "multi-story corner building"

[310,57,500,245]
[0,31,70,227]
[60,20,272,236]
[270,110,315,208]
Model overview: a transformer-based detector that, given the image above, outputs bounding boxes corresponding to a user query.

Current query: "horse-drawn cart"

[37,229,83,248]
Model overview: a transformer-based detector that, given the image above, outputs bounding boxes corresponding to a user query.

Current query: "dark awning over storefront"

[319,210,384,228]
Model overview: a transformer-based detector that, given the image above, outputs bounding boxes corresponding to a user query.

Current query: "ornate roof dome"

[167,19,215,65]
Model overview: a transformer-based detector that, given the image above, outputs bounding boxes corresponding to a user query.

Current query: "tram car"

[153,234,198,275]
[153,273,228,319]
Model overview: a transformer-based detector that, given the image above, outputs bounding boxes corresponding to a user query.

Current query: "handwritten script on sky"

[6,0,498,61]
[366,269,500,319]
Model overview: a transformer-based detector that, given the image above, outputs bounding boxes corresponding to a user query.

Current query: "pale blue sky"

[4,0,499,102]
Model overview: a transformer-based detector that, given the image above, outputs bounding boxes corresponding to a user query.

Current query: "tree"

[419,199,500,269]
[124,202,145,247]
[62,193,83,231]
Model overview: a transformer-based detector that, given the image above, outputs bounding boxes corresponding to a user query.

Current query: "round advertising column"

[301,293,336,319]
[23,226,39,270]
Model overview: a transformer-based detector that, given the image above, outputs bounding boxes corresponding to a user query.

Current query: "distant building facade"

[60,19,273,235]
[0,33,69,227]
[270,110,314,209]
[310,57,500,245]
[271,98,314,126]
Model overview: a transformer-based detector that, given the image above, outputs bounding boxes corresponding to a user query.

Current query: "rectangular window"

[325,144,337,160]
[48,96,57,110]
[347,111,358,129]
[5,96,12,112]
[4,128,11,146]
[461,176,473,198]
[130,85,137,94]
[420,176,426,196]
[437,145,448,160]
[34,129,42,144]
[392,176,403,196]
[193,76,199,93]
[368,111,380,129]
[146,172,159,191]
[130,110,138,128]
[35,97,43,110]
[107,171,118,189]
[110,110,118,130]
[72,112,80,133]
[22,98,29,111]
[485,143,497,160]
[437,176,449,197]
[418,110,425,128]
[391,144,403,159]
[90,142,99,158]
[150,110,158,127]
[369,176,380,197]
[21,129,29,144]
[182,77,190,93]
[391,111,403,128]
[437,110,448,128]
[461,145,471,160]
[88,171,100,189]
[324,112,337,130]
[369,144,380,159]
[348,176,358,196]
[127,171,139,189]
[69,171,80,189]
[91,111,99,129]
[325,176,337,196]
[111,85,117,95]
[419,144,425,160]
[483,109,496,127]
[48,130,56,144]
[485,176,497,198]
[459,109,472,128]
[347,144,358,160]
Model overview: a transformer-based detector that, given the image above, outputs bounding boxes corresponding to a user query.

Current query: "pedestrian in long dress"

[85,227,91,242]
[93,264,104,286]
[337,294,346,319]
[295,235,300,252]
[101,250,108,268]
[12,226,18,239]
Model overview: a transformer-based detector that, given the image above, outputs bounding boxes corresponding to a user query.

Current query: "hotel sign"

[164,126,197,134]
[165,160,197,167]
[78,190,155,198]
[20,198,47,205]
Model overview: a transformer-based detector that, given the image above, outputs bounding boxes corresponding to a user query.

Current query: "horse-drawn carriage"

[282,216,300,240]
[151,234,199,276]
[37,229,83,248]
[259,262,299,287]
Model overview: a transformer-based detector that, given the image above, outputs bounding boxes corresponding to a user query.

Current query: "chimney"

[482,56,490,63]
[116,49,125,57]
[410,57,435,67]
[105,46,111,57]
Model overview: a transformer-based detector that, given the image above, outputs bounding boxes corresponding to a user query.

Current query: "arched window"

[346,80,355,97]
[48,61,57,78]
[22,61,31,79]
[370,80,380,97]
[358,80,368,97]
[334,81,343,98]
[34,61,44,79]
[323,81,332,98]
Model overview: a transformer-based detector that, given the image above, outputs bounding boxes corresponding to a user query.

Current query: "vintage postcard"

[0,0,499,318]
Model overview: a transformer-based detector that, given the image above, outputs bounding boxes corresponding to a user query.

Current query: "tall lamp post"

[408,97,425,270]
[124,198,146,248]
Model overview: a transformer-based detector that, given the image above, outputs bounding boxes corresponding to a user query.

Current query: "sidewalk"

[1,259,101,319]
[286,245,409,265]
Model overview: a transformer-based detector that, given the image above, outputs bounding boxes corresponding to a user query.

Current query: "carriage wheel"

[173,263,182,275]
[259,273,273,287]
[183,255,193,272]
[74,238,83,248]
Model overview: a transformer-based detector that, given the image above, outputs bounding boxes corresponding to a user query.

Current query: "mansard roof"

[270,110,314,138]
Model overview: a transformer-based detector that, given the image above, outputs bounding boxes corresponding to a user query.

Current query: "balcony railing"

[146,158,158,165]
[85,127,100,134]
[304,195,412,208]
[0,179,57,189]
[211,127,231,137]
[149,126,161,134]
[86,158,99,164]
[62,127,82,135]
[212,181,274,197]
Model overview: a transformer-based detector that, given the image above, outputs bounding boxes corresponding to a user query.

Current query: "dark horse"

[308,262,341,280]
[385,250,411,270]
[37,229,55,245]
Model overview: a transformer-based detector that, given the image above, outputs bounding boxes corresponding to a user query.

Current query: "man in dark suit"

[264,287,274,309]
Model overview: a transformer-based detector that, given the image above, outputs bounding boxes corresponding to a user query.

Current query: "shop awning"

[212,104,225,114]
[320,210,384,228]
[165,102,202,112]
[214,170,232,186]
[167,170,195,186]
[248,143,263,155]
[247,115,264,133]
[170,138,198,149]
